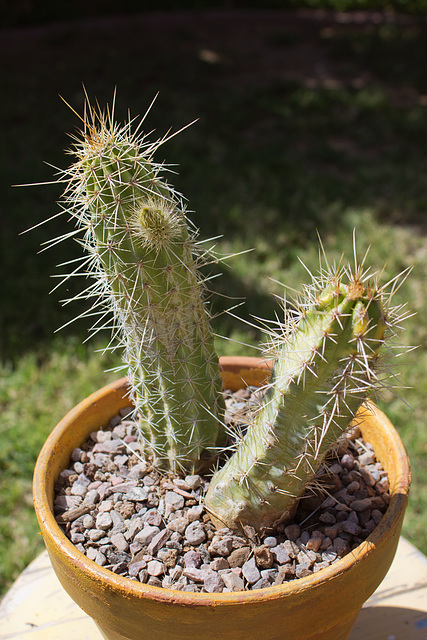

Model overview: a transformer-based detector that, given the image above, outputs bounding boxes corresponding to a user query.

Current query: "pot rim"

[33,356,410,607]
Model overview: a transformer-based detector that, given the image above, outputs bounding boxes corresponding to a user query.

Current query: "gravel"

[54,389,391,593]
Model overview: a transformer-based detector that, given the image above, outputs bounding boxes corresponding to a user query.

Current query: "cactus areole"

[47,98,409,535]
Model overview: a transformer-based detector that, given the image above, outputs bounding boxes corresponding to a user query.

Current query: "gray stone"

[250,577,270,590]
[322,550,338,563]
[282,540,299,559]
[129,560,147,577]
[82,514,95,529]
[96,512,113,531]
[147,528,171,556]
[342,520,362,536]
[346,480,360,493]
[210,557,229,571]
[54,494,82,511]
[319,511,336,524]
[261,569,278,583]
[71,447,85,462]
[127,462,148,480]
[126,517,144,539]
[138,569,149,583]
[125,486,149,502]
[221,571,244,592]
[299,530,310,545]
[183,550,202,568]
[274,564,295,584]
[242,557,261,585]
[358,451,376,466]
[306,537,322,552]
[204,571,224,593]
[352,498,372,512]
[271,544,291,565]
[334,537,351,557]
[284,524,300,541]
[164,491,185,511]
[147,560,165,577]
[86,547,98,561]
[360,467,376,487]
[173,478,191,491]
[227,547,251,568]
[88,528,107,542]
[186,505,204,523]
[110,532,129,553]
[98,499,114,513]
[297,549,317,567]
[208,537,233,557]
[371,509,383,525]
[185,475,201,490]
[295,562,312,579]
[110,509,125,528]
[263,536,278,548]
[183,567,207,583]
[185,521,206,545]
[144,510,162,527]
[166,516,188,534]
[135,525,160,545]
[95,551,107,566]
[341,453,354,469]
[157,548,178,568]
[70,531,85,544]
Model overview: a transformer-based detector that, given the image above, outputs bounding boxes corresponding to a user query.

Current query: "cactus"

[56,101,226,473]
[205,257,407,532]
[39,97,410,536]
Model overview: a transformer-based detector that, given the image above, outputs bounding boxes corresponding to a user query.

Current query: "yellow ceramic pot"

[33,356,410,640]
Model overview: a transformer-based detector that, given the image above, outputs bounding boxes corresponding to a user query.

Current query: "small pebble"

[185,521,206,545]
[96,512,113,531]
[221,571,245,592]
[208,537,233,557]
[147,560,164,577]
[135,525,160,545]
[204,571,224,593]
[284,525,300,541]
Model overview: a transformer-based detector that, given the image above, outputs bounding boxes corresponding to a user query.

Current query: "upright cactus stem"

[60,103,225,473]
[205,261,401,533]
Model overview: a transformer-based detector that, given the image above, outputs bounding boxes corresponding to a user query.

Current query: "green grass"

[0,339,120,594]
[1,8,427,595]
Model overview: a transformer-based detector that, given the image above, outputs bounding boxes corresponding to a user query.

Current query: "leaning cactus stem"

[205,254,410,533]
[55,99,226,473]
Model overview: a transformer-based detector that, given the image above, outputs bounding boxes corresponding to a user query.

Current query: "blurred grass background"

[1,2,427,595]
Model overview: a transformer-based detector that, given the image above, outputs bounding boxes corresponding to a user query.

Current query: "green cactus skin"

[60,104,225,473]
[205,267,391,533]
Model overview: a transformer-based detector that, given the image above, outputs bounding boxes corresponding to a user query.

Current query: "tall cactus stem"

[57,100,226,473]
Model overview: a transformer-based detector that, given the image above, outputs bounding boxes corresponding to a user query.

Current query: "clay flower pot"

[33,356,410,640]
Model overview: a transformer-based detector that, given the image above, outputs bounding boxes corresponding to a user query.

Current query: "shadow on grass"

[2,8,427,360]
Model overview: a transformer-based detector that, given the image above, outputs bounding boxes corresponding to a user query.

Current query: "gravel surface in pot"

[54,386,390,593]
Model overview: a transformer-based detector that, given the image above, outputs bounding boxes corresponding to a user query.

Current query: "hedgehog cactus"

[38,97,410,536]
[205,260,402,532]
[58,103,225,473]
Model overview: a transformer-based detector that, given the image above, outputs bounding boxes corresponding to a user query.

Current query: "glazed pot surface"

[33,357,410,640]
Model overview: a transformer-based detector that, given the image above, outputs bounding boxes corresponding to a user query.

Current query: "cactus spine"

[205,261,399,533]
[60,104,225,473]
